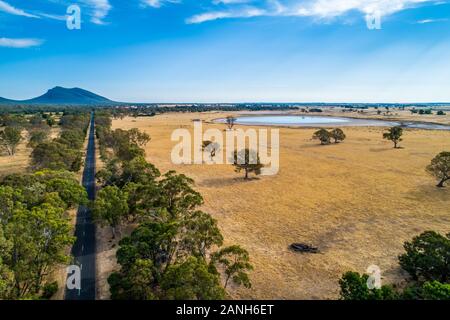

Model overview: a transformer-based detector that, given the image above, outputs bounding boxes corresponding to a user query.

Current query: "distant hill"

[0,87,116,105]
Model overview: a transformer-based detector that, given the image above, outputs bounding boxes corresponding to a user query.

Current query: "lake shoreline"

[212,113,450,131]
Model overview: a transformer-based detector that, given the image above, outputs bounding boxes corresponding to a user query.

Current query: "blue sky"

[0,0,450,103]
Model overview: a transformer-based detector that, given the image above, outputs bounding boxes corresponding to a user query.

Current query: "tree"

[225,116,236,130]
[3,202,74,298]
[232,149,264,180]
[116,221,179,276]
[128,128,151,148]
[120,156,160,187]
[161,257,225,300]
[0,127,22,156]
[182,211,223,259]
[338,271,398,300]
[46,117,56,127]
[421,281,450,300]
[27,130,49,149]
[108,259,156,300]
[383,126,403,148]
[0,227,14,299]
[57,129,85,150]
[156,171,203,217]
[313,129,331,145]
[426,152,450,188]
[28,114,44,127]
[202,140,220,161]
[93,186,129,238]
[330,128,346,143]
[211,245,253,289]
[399,231,450,283]
[31,142,83,172]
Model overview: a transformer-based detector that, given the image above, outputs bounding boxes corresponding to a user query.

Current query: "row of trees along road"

[93,112,254,299]
[0,112,90,299]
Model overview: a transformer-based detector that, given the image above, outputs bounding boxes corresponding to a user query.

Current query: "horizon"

[2,85,450,105]
[1,1,450,102]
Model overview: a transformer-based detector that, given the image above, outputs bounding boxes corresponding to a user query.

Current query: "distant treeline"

[2,102,450,116]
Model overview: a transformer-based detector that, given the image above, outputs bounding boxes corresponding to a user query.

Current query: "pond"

[216,115,450,131]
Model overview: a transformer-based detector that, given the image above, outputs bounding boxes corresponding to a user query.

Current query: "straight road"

[65,112,97,300]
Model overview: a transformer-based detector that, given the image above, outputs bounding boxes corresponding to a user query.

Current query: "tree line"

[30,113,90,172]
[0,112,90,299]
[93,113,254,299]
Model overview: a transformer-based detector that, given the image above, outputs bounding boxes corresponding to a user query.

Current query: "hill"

[0,87,116,105]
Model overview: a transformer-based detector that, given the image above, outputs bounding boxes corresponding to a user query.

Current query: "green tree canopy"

[313,129,331,145]
[93,186,129,238]
[426,151,450,188]
[211,245,253,289]
[383,126,403,148]
[232,149,264,180]
[0,127,22,156]
[330,128,346,143]
[399,231,450,283]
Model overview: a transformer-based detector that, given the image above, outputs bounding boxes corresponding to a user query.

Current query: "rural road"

[65,112,97,300]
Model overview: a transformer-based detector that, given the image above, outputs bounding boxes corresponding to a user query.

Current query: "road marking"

[81,245,84,253]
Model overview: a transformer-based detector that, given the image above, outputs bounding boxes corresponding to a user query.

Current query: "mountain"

[0,87,116,105]
[0,97,14,104]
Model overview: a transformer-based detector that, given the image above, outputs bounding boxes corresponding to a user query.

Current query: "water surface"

[216,115,450,131]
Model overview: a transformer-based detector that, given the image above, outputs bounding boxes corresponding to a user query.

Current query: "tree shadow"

[199,176,260,188]
[369,147,396,153]
[405,183,450,203]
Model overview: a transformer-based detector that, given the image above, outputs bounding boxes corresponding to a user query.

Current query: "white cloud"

[187,7,266,23]
[286,0,438,17]
[213,0,253,4]
[84,0,112,24]
[188,0,444,23]
[0,0,39,18]
[416,18,448,23]
[0,37,43,48]
[141,0,181,8]
[38,12,67,21]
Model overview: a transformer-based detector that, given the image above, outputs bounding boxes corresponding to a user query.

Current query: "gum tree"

[93,186,129,238]
[211,245,253,289]
[330,128,346,143]
[232,149,264,180]
[383,126,403,148]
[426,152,450,188]
[313,129,331,145]
[0,127,22,156]
[226,116,236,130]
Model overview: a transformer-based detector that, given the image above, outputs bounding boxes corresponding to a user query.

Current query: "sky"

[0,0,450,103]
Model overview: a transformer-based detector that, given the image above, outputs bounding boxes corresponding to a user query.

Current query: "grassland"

[111,111,450,299]
[0,126,60,176]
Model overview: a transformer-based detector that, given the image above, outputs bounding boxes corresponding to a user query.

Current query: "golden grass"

[0,126,61,176]
[111,111,450,300]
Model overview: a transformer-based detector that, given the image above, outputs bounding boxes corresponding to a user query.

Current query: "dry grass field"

[0,126,60,176]
[111,111,450,300]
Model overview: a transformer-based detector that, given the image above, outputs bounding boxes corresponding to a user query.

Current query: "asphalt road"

[65,112,97,300]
